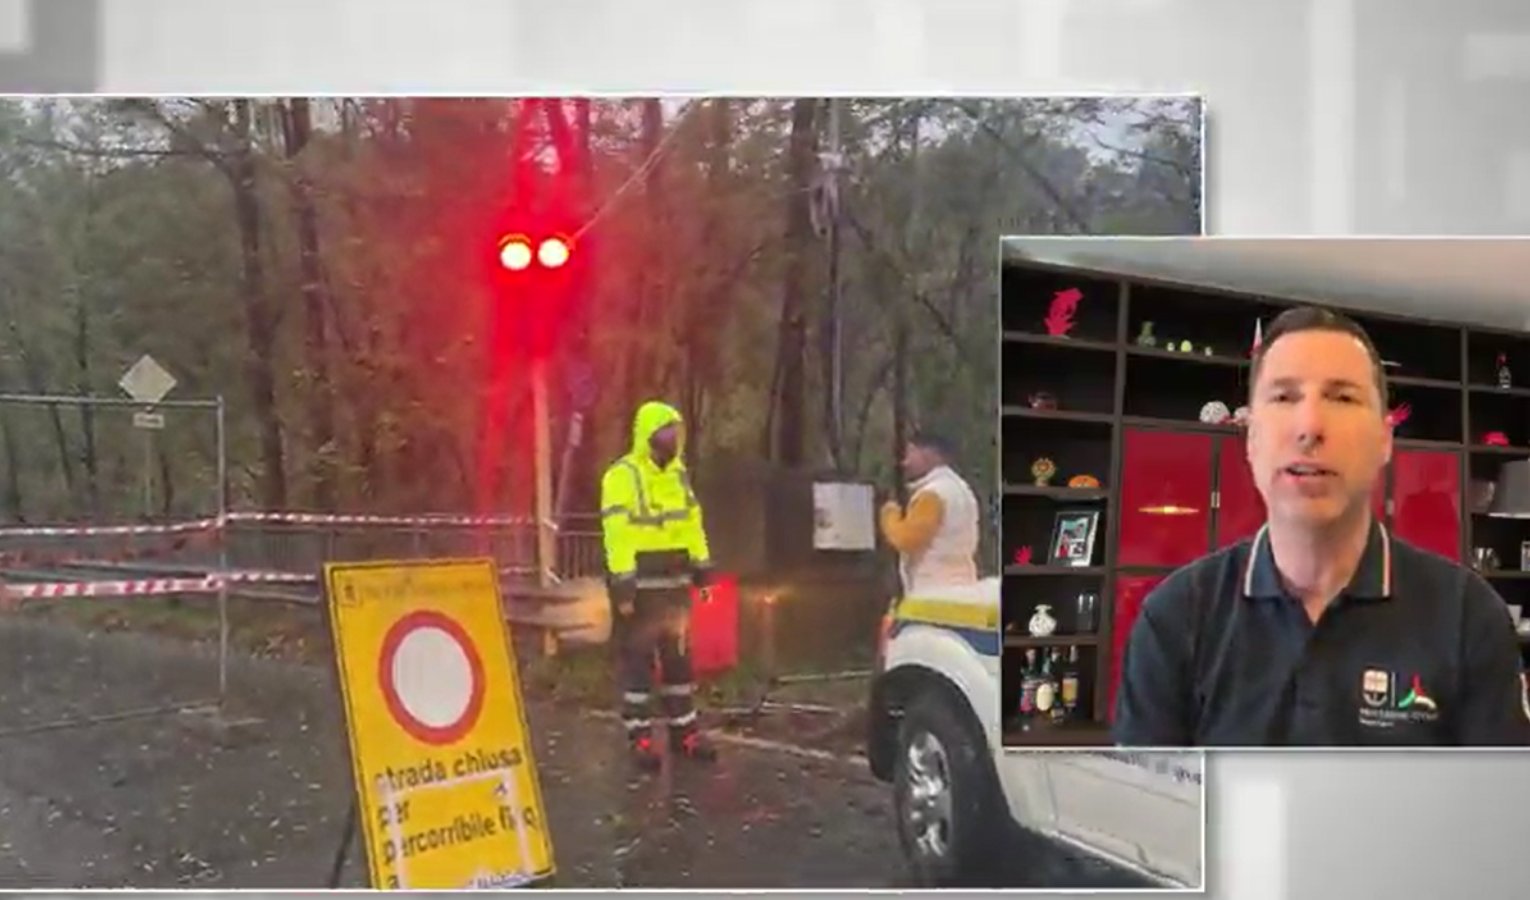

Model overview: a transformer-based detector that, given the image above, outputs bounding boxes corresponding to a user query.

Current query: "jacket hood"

[630,400,685,462]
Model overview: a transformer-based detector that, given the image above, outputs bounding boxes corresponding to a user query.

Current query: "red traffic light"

[498,235,534,272]
[537,235,571,269]
[498,233,573,272]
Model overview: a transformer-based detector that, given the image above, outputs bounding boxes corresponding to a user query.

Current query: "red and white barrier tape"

[222,570,317,584]
[0,510,539,538]
[5,577,220,599]
[0,518,222,538]
[3,569,319,600]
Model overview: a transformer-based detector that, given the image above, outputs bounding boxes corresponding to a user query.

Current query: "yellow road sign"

[324,558,555,889]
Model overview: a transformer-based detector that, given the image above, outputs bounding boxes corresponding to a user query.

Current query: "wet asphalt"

[0,618,1144,889]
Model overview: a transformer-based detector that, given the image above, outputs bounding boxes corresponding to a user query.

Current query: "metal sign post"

[119,354,178,519]
[532,357,555,587]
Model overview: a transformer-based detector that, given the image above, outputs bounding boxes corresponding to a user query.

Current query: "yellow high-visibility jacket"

[599,400,712,584]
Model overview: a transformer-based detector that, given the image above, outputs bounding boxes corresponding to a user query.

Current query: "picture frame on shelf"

[1520,540,1530,572]
[1049,509,1100,567]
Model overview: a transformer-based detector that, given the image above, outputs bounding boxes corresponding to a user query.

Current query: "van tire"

[892,688,1005,887]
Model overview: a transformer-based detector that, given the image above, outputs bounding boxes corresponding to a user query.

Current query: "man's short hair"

[1250,305,1389,407]
[909,429,956,460]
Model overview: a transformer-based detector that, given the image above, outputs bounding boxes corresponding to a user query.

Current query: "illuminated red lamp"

[498,234,534,272]
[497,233,573,272]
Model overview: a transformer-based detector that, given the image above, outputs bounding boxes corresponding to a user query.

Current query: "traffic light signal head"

[497,232,573,273]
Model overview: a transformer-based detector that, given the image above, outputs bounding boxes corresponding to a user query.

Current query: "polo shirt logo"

[1361,669,1391,708]
[1397,675,1437,712]
[1358,669,1440,729]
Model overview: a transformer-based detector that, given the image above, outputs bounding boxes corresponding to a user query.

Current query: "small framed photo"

[1049,509,1100,567]
[1520,541,1530,572]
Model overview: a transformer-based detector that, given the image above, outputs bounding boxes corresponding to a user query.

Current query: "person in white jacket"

[879,430,980,596]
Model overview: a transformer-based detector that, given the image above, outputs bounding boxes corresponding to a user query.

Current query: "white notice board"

[812,482,875,551]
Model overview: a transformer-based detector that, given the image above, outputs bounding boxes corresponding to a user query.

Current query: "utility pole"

[532,356,555,586]
[828,98,845,471]
[814,97,847,471]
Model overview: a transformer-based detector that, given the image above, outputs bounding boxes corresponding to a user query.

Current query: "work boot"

[672,728,718,762]
[629,733,663,773]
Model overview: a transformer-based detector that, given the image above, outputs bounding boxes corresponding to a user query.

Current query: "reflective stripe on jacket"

[599,400,712,580]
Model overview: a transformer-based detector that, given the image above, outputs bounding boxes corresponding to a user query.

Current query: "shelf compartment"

[1002,337,1118,414]
[1126,282,1283,362]
[1001,263,1121,342]
[1001,412,1114,495]
[1349,312,1462,384]
[1468,389,1530,447]
[1387,382,1463,445]
[1122,351,1249,425]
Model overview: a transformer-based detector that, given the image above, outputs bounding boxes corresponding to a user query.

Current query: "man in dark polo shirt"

[1113,306,1530,747]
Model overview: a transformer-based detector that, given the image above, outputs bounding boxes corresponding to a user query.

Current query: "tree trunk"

[774,98,818,466]
[73,281,101,517]
[0,406,24,521]
[158,443,175,517]
[892,107,922,505]
[229,99,287,510]
[683,98,734,472]
[280,97,337,511]
[335,99,377,507]
[2,312,73,508]
[631,99,666,407]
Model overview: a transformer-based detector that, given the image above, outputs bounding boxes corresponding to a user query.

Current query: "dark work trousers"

[616,587,698,747]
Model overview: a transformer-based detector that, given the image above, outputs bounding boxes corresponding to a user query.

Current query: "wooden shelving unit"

[1000,256,1530,747]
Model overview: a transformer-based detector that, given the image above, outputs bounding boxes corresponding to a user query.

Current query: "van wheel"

[892,690,1004,887]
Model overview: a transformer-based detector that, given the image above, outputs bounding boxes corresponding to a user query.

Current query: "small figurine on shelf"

[1249,318,1263,357]
[1385,402,1412,431]
[1179,340,1193,353]
[1203,345,1214,357]
[1484,431,1511,447]
[1135,321,1158,348]
[1043,287,1082,337]
[1030,457,1058,486]
[1027,391,1058,410]
[1499,352,1514,389]
[1012,545,1034,566]
[1028,604,1059,637]
[1067,474,1100,489]
[1199,401,1231,425]
[1233,405,1252,427]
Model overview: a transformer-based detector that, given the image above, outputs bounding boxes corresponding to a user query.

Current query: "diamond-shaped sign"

[119,354,177,405]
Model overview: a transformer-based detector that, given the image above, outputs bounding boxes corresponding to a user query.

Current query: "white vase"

[1028,604,1058,637]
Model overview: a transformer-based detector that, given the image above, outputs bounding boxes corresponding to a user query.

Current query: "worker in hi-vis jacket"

[599,400,719,771]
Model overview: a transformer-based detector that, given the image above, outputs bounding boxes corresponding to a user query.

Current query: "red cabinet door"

[1118,428,1216,567]
[1108,575,1165,721]
[1214,435,1389,545]
[1391,449,1462,561]
[1214,435,1265,548]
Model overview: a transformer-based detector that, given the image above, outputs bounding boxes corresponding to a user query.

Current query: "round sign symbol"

[378,610,486,745]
